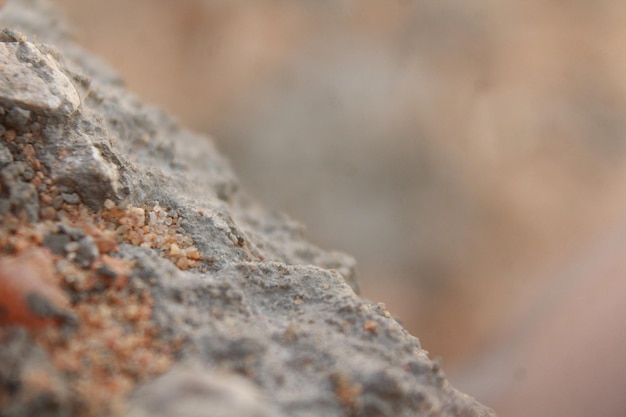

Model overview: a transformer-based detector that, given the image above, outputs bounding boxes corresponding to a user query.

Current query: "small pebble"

[169,243,181,256]
[42,233,71,255]
[75,236,99,268]
[58,224,85,240]
[103,198,115,209]
[61,192,81,204]
[64,241,80,253]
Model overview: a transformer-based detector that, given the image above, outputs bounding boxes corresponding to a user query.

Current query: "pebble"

[42,233,71,255]
[64,241,80,253]
[61,192,81,204]
[103,199,115,209]
[75,236,99,268]
[58,223,85,240]
[0,41,80,116]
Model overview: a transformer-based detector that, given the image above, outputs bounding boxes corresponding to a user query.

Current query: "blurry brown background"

[50,1,626,416]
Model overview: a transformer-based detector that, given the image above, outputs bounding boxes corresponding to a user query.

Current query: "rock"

[0,38,80,117]
[74,235,99,267]
[0,1,494,417]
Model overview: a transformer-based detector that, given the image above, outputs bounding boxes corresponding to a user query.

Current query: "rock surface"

[0,1,494,416]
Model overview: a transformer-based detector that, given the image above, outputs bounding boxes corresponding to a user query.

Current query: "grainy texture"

[0,1,494,416]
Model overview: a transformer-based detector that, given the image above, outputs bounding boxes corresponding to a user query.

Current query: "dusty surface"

[0,1,493,416]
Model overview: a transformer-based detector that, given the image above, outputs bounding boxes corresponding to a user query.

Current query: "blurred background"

[50,1,626,416]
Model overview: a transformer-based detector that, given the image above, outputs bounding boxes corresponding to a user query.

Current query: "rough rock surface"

[0,1,494,416]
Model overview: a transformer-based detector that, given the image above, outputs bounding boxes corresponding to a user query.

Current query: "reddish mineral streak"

[0,247,73,328]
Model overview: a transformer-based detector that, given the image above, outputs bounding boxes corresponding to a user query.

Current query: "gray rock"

[75,235,99,267]
[61,192,80,204]
[42,232,71,255]
[0,1,494,417]
[0,39,80,117]
[37,119,122,210]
